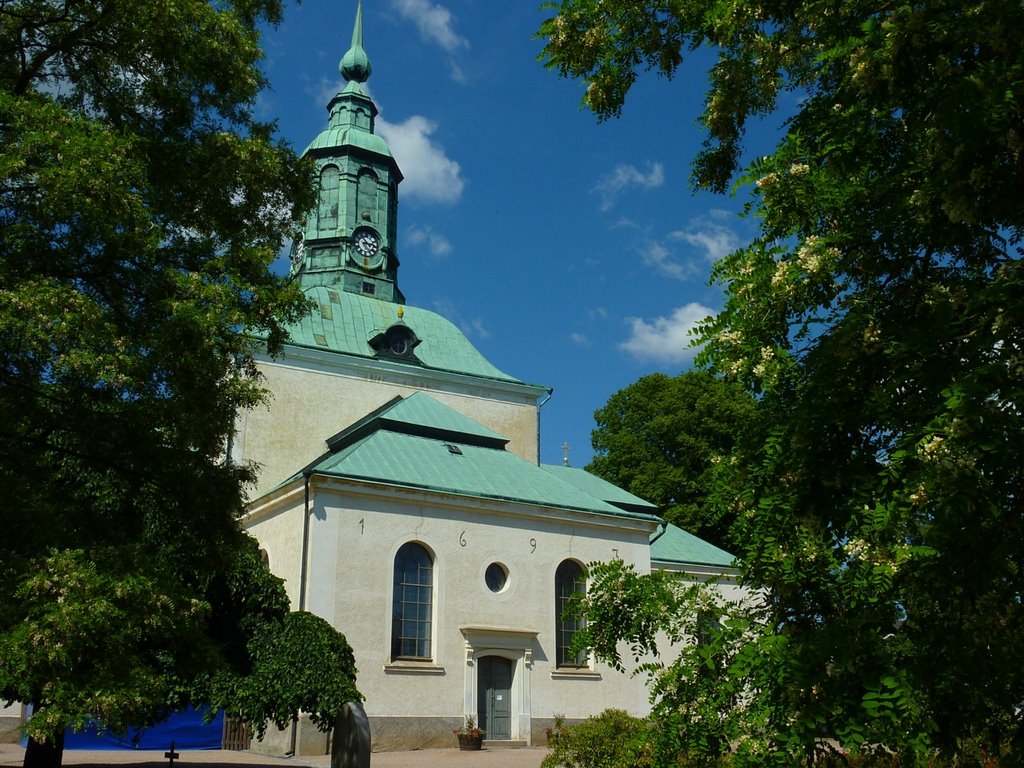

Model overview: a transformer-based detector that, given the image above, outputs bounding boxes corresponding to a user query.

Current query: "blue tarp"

[22,707,223,751]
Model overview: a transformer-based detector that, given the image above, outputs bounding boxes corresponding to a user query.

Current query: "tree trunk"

[23,732,64,768]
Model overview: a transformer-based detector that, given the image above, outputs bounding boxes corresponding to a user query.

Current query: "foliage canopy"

[540,0,1024,764]
[587,370,756,550]
[0,0,355,760]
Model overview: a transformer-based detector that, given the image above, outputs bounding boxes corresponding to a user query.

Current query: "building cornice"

[306,474,660,535]
[259,342,549,403]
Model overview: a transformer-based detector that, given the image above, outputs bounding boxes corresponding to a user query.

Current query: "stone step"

[482,740,529,749]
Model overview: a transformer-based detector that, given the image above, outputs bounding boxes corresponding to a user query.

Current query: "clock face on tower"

[353,227,381,262]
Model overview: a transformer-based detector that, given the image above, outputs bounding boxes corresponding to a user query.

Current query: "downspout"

[299,471,312,611]
[290,470,313,756]
[536,387,554,465]
[224,354,243,466]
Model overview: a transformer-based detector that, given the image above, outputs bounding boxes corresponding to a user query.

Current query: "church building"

[235,3,739,753]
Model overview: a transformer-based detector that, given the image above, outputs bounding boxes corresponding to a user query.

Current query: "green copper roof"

[372,392,508,443]
[339,0,371,83]
[326,391,509,450]
[283,285,530,385]
[277,394,661,522]
[540,464,659,514]
[315,433,637,515]
[303,91,393,158]
[650,522,736,568]
[304,5,390,159]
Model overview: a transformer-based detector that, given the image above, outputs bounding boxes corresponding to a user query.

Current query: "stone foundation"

[252,713,555,755]
[368,716,462,752]
[0,704,23,744]
[249,714,330,757]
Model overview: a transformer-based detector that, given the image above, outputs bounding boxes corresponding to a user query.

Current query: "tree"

[540,0,1024,764]
[211,611,361,740]
[587,371,756,550]
[566,560,776,768]
[0,2,355,766]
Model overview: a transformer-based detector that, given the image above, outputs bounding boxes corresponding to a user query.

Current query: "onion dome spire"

[340,0,372,83]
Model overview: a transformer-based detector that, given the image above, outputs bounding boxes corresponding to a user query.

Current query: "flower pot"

[457,733,483,751]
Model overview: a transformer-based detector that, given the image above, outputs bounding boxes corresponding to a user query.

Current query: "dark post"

[164,741,179,767]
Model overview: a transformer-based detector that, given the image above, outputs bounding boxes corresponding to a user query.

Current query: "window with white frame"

[391,542,433,660]
[555,559,587,667]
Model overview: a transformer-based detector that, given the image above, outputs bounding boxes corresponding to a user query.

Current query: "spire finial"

[340,0,372,83]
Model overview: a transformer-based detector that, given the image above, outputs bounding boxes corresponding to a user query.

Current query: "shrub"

[541,709,652,768]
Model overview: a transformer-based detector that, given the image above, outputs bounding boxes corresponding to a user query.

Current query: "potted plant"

[545,713,566,745]
[453,715,484,750]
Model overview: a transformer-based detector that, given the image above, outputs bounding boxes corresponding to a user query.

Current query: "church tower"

[290,1,404,303]
[233,1,550,496]
[240,6,736,756]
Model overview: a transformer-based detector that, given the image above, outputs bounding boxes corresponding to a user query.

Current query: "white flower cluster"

[908,484,927,505]
[844,537,870,560]
[718,329,743,346]
[795,235,821,272]
[924,284,953,307]
[752,345,776,380]
[947,417,969,438]
[919,434,947,462]
[771,259,790,286]
[801,540,820,561]
[992,309,1007,335]
[789,162,810,176]
[919,433,977,472]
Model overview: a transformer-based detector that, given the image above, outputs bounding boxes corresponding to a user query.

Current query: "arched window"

[317,165,340,234]
[357,169,378,222]
[392,542,433,660]
[555,560,587,667]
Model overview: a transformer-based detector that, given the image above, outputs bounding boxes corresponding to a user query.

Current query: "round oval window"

[485,562,508,593]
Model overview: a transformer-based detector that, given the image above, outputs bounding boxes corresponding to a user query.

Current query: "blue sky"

[259,0,776,468]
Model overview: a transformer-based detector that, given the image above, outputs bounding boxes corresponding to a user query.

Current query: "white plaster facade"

[245,471,662,750]
[233,347,545,499]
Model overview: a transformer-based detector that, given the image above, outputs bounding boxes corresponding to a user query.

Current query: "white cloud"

[299,79,464,205]
[668,212,742,262]
[569,332,591,347]
[640,241,688,280]
[432,298,490,340]
[390,0,468,53]
[308,75,343,108]
[594,162,664,211]
[464,317,491,340]
[406,225,452,257]
[619,303,715,364]
[636,212,743,280]
[447,60,467,84]
[377,115,465,204]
